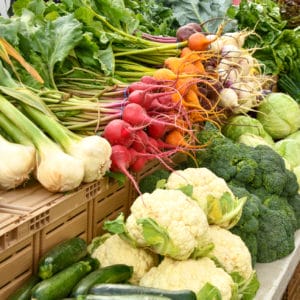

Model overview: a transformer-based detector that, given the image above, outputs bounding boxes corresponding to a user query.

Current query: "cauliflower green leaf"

[207,192,246,229]
[197,282,222,300]
[137,218,182,259]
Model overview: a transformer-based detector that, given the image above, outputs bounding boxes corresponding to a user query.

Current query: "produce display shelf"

[255,230,300,300]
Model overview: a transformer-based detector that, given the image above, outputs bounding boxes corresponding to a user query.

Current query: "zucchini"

[38,237,87,279]
[89,284,197,300]
[82,256,100,271]
[7,275,40,300]
[32,260,92,300]
[72,264,133,296]
[77,295,172,300]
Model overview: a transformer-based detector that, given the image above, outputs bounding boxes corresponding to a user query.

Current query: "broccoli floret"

[263,195,297,231]
[229,185,261,265]
[287,194,300,229]
[138,169,170,194]
[256,205,295,263]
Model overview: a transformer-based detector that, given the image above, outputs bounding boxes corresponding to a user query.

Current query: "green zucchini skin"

[71,264,133,296]
[77,295,172,300]
[32,260,92,300]
[89,284,197,300]
[7,275,40,300]
[38,237,87,279]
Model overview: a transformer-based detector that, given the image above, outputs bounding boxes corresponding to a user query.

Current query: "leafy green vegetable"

[160,0,233,33]
[257,93,300,139]
[124,0,177,36]
[228,0,300,77]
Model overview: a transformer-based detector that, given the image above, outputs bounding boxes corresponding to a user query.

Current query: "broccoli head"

[256,205,295,263]
[195,130,299,199]
[287,194,300,229]
[229,185,261,265]
[263,195,297,231]
[138,169,170,194]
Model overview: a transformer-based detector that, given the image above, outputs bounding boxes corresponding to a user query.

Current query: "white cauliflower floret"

[126,189,210,260]
[140,257,235,300]
[166,167,246,229]
[91,234,159,284]
[166,167,235,212]
[208,226,254,281]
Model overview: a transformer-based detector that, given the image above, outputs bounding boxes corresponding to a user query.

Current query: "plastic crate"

[92,178,132,237]
[0,237,36,299]
[0,177,132,299]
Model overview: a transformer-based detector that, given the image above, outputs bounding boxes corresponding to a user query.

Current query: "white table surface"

[255,230,300,299]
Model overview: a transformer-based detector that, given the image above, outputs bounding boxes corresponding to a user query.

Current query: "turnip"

[218,88,239,110]
[176,23,202,42]
[221,45,243,62]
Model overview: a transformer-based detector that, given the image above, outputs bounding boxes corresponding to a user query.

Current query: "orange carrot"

[153,68,177,81]
[165,129,191,147]
[188,32,216,51]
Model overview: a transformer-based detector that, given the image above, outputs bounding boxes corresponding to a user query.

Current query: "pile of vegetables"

[228,0,300,102]
[3,1,300,300]
[101,168,260,299]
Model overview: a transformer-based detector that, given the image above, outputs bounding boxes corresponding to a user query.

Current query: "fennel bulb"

[0,95,85,192]
[67,135,112,182]
[23,105,112,183]
[36,143,85,192]
[0,135,36,190]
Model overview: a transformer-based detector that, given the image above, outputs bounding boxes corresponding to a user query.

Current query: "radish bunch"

[103,76,193,192]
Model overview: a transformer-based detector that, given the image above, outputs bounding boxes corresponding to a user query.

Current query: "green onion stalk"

[0,94,85,192]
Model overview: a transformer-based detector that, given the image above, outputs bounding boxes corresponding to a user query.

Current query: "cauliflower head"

[91,234,159,284]
[140,257,235,300]
[208,226,253,280]
[166,168,246,229]
[104,189,211,260]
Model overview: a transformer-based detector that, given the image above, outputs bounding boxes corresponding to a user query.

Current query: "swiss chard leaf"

[27,14,82,87]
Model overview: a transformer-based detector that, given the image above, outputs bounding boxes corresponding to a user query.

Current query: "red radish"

[122,103,164,127]
[140,76,160,85]
[147,122,169,139]
[128,89,176,111]
[129,156,150,173]
[141,75,174,86]
[131,130,149,152]
[110,145,141,194]
[103,119,136,147]
[127,82,163,94]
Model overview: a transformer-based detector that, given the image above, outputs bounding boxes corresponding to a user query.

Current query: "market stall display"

[0,0,299,299]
